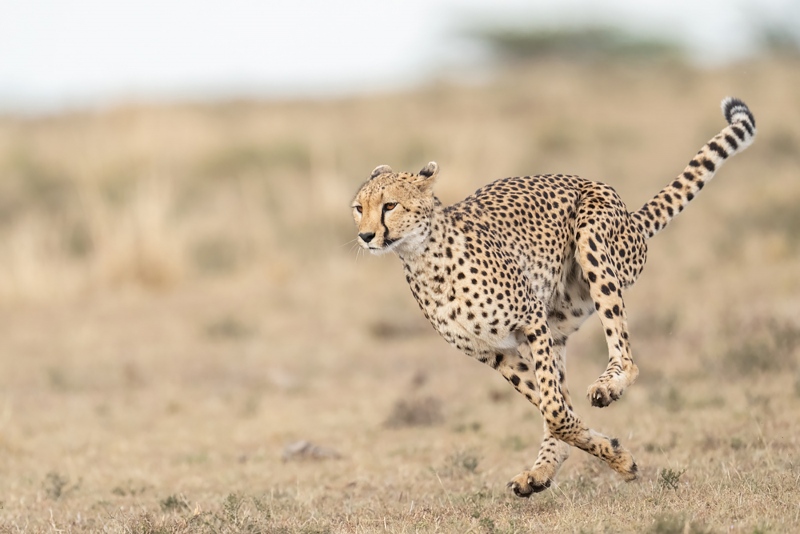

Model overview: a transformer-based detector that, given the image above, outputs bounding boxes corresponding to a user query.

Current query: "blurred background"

[1,0,799,530]
[0,0,798,298]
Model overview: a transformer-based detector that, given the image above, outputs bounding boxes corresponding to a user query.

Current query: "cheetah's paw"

[507,470,552,498]
[609,446,639,482]
[586,380,624,407]
[587,366,638,407]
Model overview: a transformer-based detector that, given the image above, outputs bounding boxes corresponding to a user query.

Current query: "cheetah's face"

[352,162,439,256]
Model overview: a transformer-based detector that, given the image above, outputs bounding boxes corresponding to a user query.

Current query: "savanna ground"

[0,58,799,533]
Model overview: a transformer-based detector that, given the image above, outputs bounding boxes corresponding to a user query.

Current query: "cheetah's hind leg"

[574,209,639,407]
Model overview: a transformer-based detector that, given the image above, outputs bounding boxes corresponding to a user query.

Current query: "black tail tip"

[721,97,756,128]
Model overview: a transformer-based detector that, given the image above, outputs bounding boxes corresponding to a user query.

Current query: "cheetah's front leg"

[503,338,572,497]
[521,302,638,484]
[486,350,567,495]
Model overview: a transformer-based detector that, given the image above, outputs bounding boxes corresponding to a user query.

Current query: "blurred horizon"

[2,0,799,115]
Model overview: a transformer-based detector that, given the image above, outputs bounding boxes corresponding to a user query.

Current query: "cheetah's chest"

[404,261,529,355]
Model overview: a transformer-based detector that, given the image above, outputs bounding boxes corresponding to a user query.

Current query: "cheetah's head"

[351,162,439,256]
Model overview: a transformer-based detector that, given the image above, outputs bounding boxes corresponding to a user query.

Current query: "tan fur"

[351,98,756,496]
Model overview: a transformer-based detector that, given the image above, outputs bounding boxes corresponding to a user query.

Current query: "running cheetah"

[351,98,756,496]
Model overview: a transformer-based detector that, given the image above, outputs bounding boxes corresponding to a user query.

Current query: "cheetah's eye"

[354,205,363,214]
[383,202,397,212]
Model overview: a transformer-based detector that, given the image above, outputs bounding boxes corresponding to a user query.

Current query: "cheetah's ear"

[370,165,393,179]
[414,161,439,192]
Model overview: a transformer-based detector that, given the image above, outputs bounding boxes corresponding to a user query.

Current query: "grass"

[0,58,799,532]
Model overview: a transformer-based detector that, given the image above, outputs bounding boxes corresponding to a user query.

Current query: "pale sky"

[0,0,796,112]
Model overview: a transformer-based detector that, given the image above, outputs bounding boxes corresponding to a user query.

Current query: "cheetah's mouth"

[365,236,400,255]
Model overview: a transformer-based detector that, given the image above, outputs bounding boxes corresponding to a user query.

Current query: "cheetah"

[351,98,756,497]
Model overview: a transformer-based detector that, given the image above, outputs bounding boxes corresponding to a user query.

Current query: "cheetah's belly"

[425,302,522,355]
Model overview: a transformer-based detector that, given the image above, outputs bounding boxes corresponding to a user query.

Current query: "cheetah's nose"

[359,232,376,243]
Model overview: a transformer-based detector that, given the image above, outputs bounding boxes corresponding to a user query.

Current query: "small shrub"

[441,449,481,477]
[658,467,686,491]
[191,237,240,275]
[664,386,684,413]
[649,513,710,534]
[384,396,444,428]
[47,367,70,392]
[43,472,70,500]
[478,516,497,533]
[453,421,482,433]
[204,315,253,340]
[730,437,747,451]
[160,494,189,513]
[222,493,244,524]
[720,318,800,376]
[502,434,527,451]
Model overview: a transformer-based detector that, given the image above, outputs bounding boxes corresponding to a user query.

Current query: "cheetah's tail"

[632,97,756,240]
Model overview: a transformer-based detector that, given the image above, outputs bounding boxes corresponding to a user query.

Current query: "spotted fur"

[351,98,756,496]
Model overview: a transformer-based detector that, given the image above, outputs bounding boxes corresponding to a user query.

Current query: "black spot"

[510,374,520,386]
[708,141,728,159]
[702,159,715,172]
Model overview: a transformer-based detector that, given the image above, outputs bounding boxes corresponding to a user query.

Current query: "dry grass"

[0,59,799,533]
